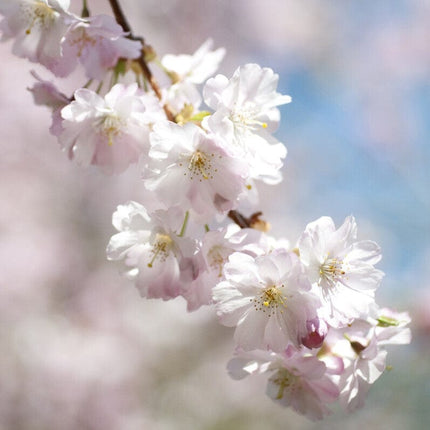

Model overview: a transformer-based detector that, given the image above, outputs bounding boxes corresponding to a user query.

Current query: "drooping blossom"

[144,121,249,222]
[203,63,291,184]
[27,70,69,135]
[298,216,384,327]
[59,83,164,174]
[53,14,142,79]
[0,0,75,72]
[106,201,196,300]
[227,346,340,421]
[213,250,320,351]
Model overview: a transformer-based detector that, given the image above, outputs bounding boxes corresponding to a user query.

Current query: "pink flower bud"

[302,317,328,349]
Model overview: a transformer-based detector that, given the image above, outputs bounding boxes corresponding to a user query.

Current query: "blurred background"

[0,0,429,428]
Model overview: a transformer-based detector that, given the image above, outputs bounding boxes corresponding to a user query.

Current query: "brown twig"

[108,0,175,121]
[228,210,267,230]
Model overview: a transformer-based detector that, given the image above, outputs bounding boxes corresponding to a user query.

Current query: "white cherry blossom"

[203,63,291,184]
[144,121,249,222]
[162,38,225,85]
[106,201,195,300]
[298,216,384,327]
[213,250,320,351]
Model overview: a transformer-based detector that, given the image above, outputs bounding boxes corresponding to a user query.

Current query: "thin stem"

[83,78,93,89]
[95,80,104,94]
[81,0,90,17]
[108,0,132,33]
[179,211,190,237]
[107,0,175,121]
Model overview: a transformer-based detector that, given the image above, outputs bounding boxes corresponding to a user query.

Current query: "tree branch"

[108,0,175,121]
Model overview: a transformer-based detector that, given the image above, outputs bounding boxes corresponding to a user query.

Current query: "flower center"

[319,257,347,288]
[207,245,229,277]
[147,234,173,268]
[230,103,268,132]
[98,113,124,146]
[21,1,57,34]
[253,285,287,316]
[270,368,299,400]
[186,150,217,181]
[68,27,99,57]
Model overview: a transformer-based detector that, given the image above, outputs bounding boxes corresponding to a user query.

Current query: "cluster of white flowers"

[0,0,411,421]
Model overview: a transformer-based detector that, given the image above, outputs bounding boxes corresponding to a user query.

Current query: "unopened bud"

[301,317,327,349]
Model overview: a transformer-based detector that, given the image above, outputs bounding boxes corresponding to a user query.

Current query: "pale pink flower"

[182,224,270,311]
[298,216,384,327]
[162,81,202,117]
[213,250,320,351]
[326,319,387,412]
[228,346,339,421]
[162,38,225,85]
[53,14,142,79]
[203,63,291,184]
[0,0,75,72]
[59,83,164,174]
[107,201,195,300]
[27,70,69,135]
[144,121,248,222]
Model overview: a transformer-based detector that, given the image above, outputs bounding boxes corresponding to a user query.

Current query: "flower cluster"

[0,0,410,422]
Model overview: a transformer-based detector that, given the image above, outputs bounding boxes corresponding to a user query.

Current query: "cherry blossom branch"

[108,0,175,121]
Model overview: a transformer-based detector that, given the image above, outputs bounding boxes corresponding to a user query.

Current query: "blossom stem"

[179,211,190,237]
[81,0,90,18]
[108,0,175,121]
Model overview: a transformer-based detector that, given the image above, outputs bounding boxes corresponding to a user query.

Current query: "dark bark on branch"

[228,210,265,229]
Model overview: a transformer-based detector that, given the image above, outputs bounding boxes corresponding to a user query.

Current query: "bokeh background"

[1,0,429,428]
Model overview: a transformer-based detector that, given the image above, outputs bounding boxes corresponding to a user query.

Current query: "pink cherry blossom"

[27,70,69,135]
[144,121,249,222]
[53,14,142,79]
[0,0,75,73]
[59,83,164,174]
[213,250,320,351]
[107,201,196,300]
[182,224,270,311]
[227,345,340,421]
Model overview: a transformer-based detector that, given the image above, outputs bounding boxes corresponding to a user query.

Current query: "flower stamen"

[253,285,287,315]
[187,150,215,181]
[22,1,56,35]
[147,234,173,268]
